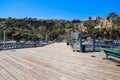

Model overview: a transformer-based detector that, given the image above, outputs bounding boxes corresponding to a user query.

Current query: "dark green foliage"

[72,19,81,23]
[0,18,67,41]
[107,12,119,20]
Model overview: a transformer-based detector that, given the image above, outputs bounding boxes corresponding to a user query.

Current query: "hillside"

[0,12,120,41]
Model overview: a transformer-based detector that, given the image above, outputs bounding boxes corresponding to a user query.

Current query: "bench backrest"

[102,48,120,59]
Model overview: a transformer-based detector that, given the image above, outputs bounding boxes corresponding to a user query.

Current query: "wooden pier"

[0,43,120,80]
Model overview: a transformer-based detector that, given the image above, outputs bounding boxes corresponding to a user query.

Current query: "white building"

[92,16,102,20]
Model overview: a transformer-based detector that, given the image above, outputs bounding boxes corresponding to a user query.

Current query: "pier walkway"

[0,43,120,80]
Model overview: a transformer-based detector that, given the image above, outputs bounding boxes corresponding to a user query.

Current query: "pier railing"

[69,40,120,52]
[0,41,47,50]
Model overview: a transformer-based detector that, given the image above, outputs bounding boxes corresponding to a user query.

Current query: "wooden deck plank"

[0,43,120,80]
[0,69,16,80]
[0,55,46,80]
[0,59,27,80]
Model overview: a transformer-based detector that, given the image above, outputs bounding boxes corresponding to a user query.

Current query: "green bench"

[102,48,120,59]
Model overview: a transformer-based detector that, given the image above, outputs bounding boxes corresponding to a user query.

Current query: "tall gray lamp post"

[45,32,48,44]
[74,24,78,52]
[1,21,6,49]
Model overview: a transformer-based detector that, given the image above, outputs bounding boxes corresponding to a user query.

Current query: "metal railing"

[0,42,44,50]
[69,40,120,52]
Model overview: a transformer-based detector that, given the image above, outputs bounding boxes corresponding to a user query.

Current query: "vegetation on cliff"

[0,12,119,41]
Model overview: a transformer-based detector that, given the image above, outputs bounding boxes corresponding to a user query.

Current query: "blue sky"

[0,0,120,20]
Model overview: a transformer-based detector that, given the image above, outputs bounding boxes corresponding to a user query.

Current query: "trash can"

[82,45,85,52]
[66,41,69,45]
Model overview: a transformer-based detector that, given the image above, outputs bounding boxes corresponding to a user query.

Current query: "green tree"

[107,12,119,20]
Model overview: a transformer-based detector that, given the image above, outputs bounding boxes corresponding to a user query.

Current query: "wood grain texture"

[0,43,120,80]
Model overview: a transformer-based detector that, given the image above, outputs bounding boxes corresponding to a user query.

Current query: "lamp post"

[45,32,48,44]
[74,24,78,52]
[1,21,6,49]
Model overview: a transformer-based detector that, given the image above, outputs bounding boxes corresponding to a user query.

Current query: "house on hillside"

[92,16,102,20]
